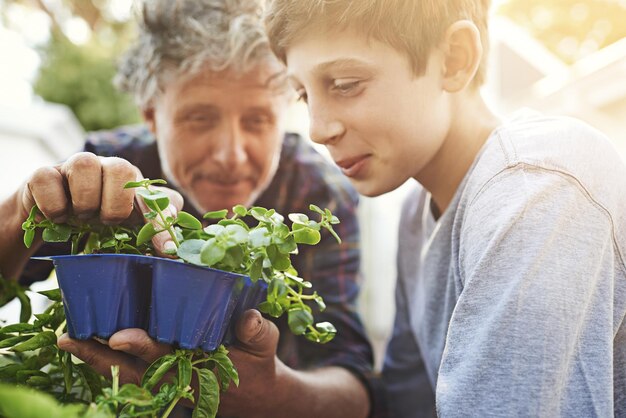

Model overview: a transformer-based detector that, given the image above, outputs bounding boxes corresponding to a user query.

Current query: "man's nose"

[308,99,344,145]
[212,122,248,168]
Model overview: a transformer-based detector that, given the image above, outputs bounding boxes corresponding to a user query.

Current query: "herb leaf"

[141,354,177,391]
[203,210,228,220]
[11,331,57,352]
[177,357,192,390]
[177,211,203,230]
[136,222,157,246]
[193,368,219,418]
[42,224,72,243]
[287,308,314,335]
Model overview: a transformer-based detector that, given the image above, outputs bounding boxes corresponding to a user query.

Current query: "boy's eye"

[295,89,308,103]
[332,80,361,94]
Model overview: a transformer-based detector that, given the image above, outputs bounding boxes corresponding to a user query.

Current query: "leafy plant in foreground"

[2,178,342,417]
[0,273,238,417]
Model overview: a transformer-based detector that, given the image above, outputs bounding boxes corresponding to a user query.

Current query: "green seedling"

[124,179,202,253]
[6,178,342,417]
[22,206,152,256]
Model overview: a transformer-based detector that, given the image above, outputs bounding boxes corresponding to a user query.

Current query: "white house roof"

[0,101,84,200]
[486,16,626,156]
[0,100,84,160]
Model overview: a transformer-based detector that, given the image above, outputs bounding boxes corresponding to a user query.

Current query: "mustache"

[192,172,254,184]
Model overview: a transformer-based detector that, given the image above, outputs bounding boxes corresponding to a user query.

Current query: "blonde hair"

[265,0,491,87]
[116,0,282,107]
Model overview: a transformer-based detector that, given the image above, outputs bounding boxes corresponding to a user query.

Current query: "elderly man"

[0,1,382,417]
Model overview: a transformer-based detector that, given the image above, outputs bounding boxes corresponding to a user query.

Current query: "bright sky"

[0,4,48,107]
[0,25,39,107]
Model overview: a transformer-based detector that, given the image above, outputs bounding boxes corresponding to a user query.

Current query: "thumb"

[156,186,184,212]
[235,309,280,358]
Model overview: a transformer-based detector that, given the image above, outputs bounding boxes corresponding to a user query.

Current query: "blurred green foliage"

[499,0,626,64]
[1,0,141,131]
[34,34,140,131]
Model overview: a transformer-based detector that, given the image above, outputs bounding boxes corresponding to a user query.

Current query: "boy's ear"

[142,107,157,134]
[440,20,483,93]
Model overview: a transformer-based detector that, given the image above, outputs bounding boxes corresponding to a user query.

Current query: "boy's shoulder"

[491,109,617,166]
[465,109,626,199]
[457,110,626,258]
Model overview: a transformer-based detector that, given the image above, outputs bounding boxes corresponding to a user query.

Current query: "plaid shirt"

[22,125,388,417]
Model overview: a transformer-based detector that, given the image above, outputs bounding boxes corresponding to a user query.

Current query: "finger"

[27,166,69,223]
[57,333,143,384]
[134,186,184,255]
[133,186,183,216]
[100,157,139,225]
[21,181,39,222]
[158,187,184,212]
[108,328,172,363]
[59,152,102,220]
[151,203,178,256]
[235,310,280,358]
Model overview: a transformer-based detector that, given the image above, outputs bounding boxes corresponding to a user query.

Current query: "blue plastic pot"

[37,253,264,351]
[148,258,248,351]
[39,254,153,340]
[222,278,269,346]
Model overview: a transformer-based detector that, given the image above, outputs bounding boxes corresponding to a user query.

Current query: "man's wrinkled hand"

[20,152,184,254]
[218,309,288,417]
[57,328,172,385]
[22,153,139,226]
[58,310,289,416]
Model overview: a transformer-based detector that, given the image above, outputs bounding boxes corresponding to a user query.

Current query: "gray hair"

[116,0,280,107]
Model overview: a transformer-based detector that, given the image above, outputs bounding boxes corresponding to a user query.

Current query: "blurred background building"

[1,0,625,368]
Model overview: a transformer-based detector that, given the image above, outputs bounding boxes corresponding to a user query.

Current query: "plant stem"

[54,319,67,337]
[71,234,79,255]
[111,366,120,395]
[154,205,180,247]
[161,393,184,418]
[287,293,316,301]
[287,286,311,300]
[111,365,120,413]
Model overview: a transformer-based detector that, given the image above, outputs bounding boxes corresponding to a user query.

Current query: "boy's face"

[286,29,451,197]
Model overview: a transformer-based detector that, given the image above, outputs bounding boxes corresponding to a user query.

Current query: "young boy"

[265,0,626,416]
[0,1,379,417]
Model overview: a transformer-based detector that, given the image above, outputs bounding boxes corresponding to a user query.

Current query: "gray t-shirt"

[383,110,626,417]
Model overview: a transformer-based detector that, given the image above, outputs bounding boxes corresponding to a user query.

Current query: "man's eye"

[244,115,272,130]
[187,114,215,124]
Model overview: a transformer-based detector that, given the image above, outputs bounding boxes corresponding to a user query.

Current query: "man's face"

[147,64,288,212]
[286,29,451,197]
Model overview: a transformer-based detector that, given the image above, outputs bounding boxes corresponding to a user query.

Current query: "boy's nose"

[308,101,344,145]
